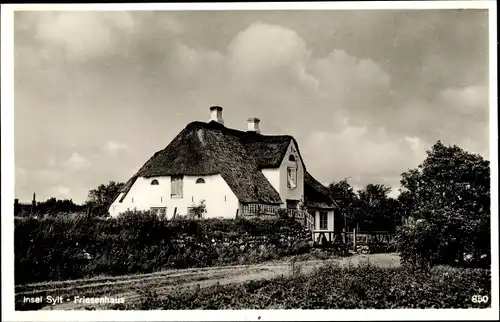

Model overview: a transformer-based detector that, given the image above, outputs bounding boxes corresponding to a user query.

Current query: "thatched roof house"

[109,106,339,230]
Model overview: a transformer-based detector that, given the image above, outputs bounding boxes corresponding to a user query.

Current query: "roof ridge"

[185,120,293,139]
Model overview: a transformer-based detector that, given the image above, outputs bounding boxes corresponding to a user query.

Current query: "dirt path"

[26,253,399,311]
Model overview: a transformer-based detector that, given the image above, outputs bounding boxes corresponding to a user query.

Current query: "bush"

[397,141,491,270]
[395,219,440,269]
[395,214,490,269]
[14,212,311,285]
[114,263,491,310]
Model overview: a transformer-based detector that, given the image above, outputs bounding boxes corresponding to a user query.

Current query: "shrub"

[15,212,311,285]
[397,141,491,269]
[277,208,289,219]
[395,220,440,269]
[114,264,491,310]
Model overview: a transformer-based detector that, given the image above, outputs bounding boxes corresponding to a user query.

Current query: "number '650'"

[472,295,489,303]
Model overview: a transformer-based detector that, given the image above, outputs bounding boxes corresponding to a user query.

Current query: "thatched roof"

[119,121,304,204]
[304,171,338,209]
[118,120,336,209]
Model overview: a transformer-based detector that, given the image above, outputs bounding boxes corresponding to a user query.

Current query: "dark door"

[286,199,299,209]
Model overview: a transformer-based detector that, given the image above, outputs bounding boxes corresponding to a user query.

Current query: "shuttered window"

[287,167,297,189]
[171,175,183,198]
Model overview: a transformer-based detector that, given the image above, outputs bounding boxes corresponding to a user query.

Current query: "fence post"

[353,228,357,252]
[31,192,36,215]
[235,209,239,218]
[173,207,177,219]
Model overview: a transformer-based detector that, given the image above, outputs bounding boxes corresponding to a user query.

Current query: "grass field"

[16,253,400,310]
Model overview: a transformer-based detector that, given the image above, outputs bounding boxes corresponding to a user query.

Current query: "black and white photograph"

[1,1,498,321]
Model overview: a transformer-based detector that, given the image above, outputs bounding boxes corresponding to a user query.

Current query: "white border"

[0,1,496,11]
[1,1,498,321]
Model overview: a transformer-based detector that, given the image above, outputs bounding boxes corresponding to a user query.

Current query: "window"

[196,178,205,184]
[287,167,297,189]
[171,175,183,198]
[151,179,159,185]
[319,211,328,230]
[151,207,167,218]
[288,155,296,162]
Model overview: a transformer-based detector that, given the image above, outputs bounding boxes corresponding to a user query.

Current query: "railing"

[239,203,393,247]
[240,204,281,216]
[239,205,315,232]
[350,231,392,245]
[312,229,393,246]
[304,211,314,233]
[240,205,305,218]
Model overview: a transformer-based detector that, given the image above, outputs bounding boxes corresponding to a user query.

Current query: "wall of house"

[261,140,304,208]
[261,168,280,194]
[278,140,305,206]
[310,209,335,242]
[109,174,239,219]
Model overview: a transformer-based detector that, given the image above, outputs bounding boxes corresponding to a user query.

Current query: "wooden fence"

[313,229,393,247]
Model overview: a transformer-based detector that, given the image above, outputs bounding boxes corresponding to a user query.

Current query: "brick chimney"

[247,117,260,133]
[209,106,224,125]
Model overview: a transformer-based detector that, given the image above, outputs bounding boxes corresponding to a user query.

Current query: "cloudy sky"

[14,9,490,203]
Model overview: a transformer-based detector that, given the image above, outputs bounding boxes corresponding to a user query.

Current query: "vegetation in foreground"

[15,214,317,285]
[112,261,491,310]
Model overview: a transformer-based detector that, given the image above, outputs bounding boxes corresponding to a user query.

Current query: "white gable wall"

[261,140,304,207]
[109,174,239,219]
[261,168,279,194]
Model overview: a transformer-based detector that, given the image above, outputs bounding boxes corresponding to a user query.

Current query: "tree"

[356,184,401,232]
[397,140,490,268]
[34,198,85,216]
[327,178,359,231]
[86,181,125,216]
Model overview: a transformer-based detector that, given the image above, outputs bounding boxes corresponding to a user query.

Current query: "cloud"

[105,141,131,157]
[301,124,429,193]
[13,11,489,203]
[403,136,425,153]
[33,12,136,61]
[438,84,488,117]
[49,185,71,199]
[36,169,61,182]
[47,155,56,167]
[228,21,312,83]
[63,153,91,172]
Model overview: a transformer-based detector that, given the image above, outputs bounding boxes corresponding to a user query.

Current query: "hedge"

[15,211,312,285]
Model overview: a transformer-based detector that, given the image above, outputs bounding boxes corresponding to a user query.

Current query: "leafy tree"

[397,140,490,268]
[86,181,125,216]
[327,178,358,230]
[34,198,85,216]
[356,184,401,232]
[328,180,401,232]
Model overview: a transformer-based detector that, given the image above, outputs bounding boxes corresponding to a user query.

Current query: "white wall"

[261,140,304,208]
[109,174,239,219]
[261,168,279,195]
[280,140,305,206]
